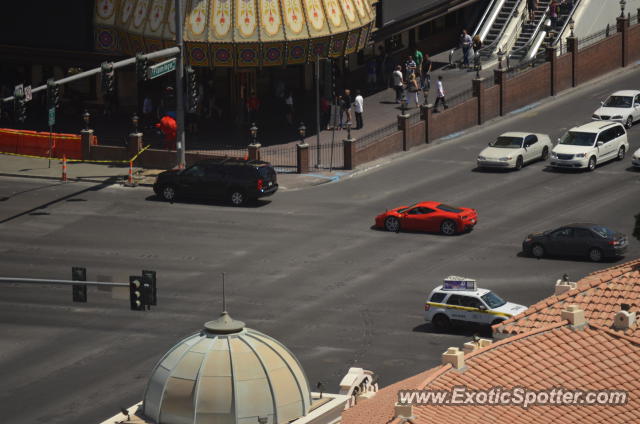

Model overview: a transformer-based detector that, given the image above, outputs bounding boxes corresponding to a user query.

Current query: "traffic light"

[101,62,115,94]
[72,266,87,303]
[136,53,149,82]
[142,270,157,306]
[46,78,60,109]
[186,66,199,112]
[129,275,145,311]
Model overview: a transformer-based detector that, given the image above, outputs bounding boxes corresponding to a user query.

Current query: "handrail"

[551,0,583,48]
[479,0,508,42]
[477,0,523,57]
[509,5,550,61]
[473,0,500,38]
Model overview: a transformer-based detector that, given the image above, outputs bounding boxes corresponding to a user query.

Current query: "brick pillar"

[397,114,409,151]
[248,143,261,161]
[472,78,485,125]
[546,45,558,96]
[81,129,93,161]
[420,104,433,144]
[567,36,578,87]
[617,16,630,67]
[343,138,356,170]
[494,69,507,116]
[296,143,309,174]
[128,132,142,161]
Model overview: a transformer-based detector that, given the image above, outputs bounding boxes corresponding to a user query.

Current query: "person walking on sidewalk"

[392,65,405,104]
[460,29,473,68]
[434,76,448,112]
[343,89,353,127]
[354,90,364,129]
[408,74,421,108]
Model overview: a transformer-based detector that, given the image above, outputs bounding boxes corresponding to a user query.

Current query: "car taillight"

[424,304,430,311]
[257,179,263,190]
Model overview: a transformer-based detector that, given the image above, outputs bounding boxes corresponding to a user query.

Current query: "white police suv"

[424,276,527,330]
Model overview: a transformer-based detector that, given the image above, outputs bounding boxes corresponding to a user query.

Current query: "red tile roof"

[342,321,640,424]
[493,258,640,338]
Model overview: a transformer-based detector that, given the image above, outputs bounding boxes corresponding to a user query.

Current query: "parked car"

[522,223,628,262]
[374,201,478,235]
[153,158,278,206]
[477,132,553,170]
[592,90,640,128]
[550,121,629,171]
[632,147,640,169]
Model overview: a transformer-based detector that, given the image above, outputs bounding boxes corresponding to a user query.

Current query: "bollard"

[62,155,68,182]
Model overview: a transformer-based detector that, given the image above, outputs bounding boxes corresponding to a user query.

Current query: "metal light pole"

[175,0,186,168]
[315,54,321,168]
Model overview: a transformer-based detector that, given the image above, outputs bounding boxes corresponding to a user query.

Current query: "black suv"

[153,158,278,206]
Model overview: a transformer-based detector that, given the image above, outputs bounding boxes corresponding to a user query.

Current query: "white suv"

[550,121,629,171]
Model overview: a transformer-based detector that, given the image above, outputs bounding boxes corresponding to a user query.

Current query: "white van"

[550,121,629,171]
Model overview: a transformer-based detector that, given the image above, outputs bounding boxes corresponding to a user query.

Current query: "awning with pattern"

[94,0,376,67]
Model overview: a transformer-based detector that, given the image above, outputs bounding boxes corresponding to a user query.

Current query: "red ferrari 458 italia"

[374,201,478,235]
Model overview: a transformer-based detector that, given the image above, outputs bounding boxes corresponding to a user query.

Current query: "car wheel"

[515,156,524,170]
[541,146,549,161]
[531,244,545,259]
[440,219,457,236]
[626,116,633,128]
[160,185,177,202]
[384,216,400,233]
[588,247,603,262]
[229,190,246,206]
[432,314,451,331]
[617,146,626,161]
[587,156,597,172]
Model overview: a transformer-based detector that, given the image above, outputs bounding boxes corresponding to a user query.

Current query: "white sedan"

[592,90,640,128]
[632,147,640,168]
[477,132,553,170]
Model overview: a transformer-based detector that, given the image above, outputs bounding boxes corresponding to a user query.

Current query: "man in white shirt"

[392,65,404,104]
[354,90,364,129]
[434,75,448,112]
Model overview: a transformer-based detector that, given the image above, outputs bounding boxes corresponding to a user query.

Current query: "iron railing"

[506,48,546,77]
[446,88,475,108]
[578,24,615,50]
[356,121,401,151]
[310,140,344,170]
[190,145,248,158]
[260,144,298,173]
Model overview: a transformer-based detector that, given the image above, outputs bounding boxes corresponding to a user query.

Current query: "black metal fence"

[446,88,474,108]
[506,49,547,78]
[578,24,615,50]
[260,144,298,173]
[356,121,400,151]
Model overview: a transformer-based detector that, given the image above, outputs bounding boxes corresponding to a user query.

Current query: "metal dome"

[94,0,376,67]
[142,312,312,424]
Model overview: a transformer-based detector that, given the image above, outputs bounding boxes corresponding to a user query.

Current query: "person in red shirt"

[155,115,177,150]
[246,91,261,124]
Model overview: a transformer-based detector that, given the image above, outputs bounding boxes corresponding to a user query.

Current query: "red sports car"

[374,201,478,235]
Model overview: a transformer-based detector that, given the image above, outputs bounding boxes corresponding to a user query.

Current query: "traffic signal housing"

[142,270,157,306]
[72,266,87,303]
[129,276,145,311]
[46,79,60,109]
[14,91,26,123]
[186,66,199,112]
[101,62,115,94]
[136,54,149,82]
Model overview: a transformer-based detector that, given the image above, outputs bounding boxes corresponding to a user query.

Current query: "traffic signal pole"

[175,0,186,168]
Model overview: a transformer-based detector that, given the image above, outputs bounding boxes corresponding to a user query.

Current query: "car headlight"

[574,153,587,158]
[499,156,513,161]
[592,114,600,119]
[611,115,623,120]
[551,152,558,158]
[478,155,486,160]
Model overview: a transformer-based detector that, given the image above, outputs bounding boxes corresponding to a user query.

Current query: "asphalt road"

[1,66,639,424]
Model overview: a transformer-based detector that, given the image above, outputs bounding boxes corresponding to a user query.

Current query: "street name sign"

[148,58,177,80]
[24,85,32,102]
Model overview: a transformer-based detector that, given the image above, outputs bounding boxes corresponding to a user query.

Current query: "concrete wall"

[431,98,477,141]
[555,53,573,93]
[576,34,622,85]
[503,63,551,114]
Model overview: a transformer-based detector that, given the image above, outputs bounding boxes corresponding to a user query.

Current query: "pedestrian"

[246,90,260,124]
[434,75,448,112]
[413,47,424,80]
[422,53,432,91]
[392,65,405,104]
[285,91,294,125]
[472,35,482,69]
[337,95,345,129]
[366,58,377,89]
[460,29,472,68]
[156,115,177,150]
[343,89,353,127]
[408,73,420,107]
[550,0,559,28]
[404,55,417,80]
[354,89,364,129]
[527,0,537,22]
[320,95,331,130]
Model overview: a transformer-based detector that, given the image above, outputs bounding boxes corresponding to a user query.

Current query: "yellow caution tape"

[0,145,151,164]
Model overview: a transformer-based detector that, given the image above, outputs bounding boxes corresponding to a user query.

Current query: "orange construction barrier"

[62,155,68,182]
[0,128,82,160]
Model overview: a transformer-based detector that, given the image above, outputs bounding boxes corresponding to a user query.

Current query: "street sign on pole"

[148,58,177,80]
[24,85,32,102]
[48,107,56,126]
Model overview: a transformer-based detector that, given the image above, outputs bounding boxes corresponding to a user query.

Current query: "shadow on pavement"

[144,195,272,209]
[412,323,492,338]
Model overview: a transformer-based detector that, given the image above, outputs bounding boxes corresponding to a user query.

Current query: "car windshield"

[603,96,633,108]
[591,225,615,239]
[397,203,419,213]
[437,204,463,213]
[559,131,596,147]
[481,292,506,309]
[491,136,523,149]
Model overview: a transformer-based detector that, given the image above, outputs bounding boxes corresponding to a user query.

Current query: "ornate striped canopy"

[94,0,376,67]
